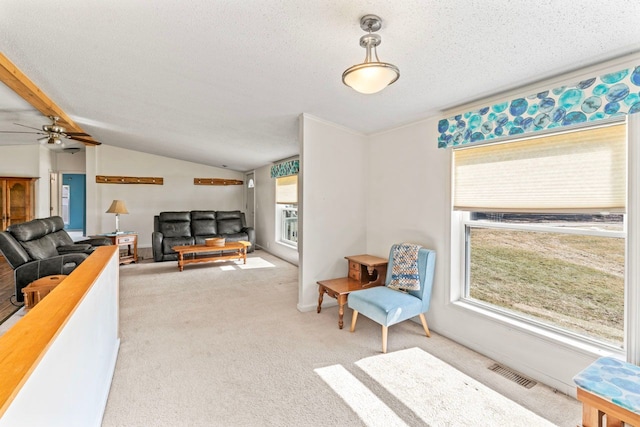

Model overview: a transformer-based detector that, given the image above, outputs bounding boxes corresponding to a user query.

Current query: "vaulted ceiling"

[1,1,640,171]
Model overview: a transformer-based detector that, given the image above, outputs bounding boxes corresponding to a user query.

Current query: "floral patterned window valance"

[270,159,299,178]
[438,66,640,148]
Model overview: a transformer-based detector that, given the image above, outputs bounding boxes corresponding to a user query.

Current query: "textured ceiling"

[1,1,640,171]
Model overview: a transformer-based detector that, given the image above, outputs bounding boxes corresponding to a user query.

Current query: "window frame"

[277,204,298,247]
[462,214,626,350]
[278,204,298,248]
[451,118,634,359]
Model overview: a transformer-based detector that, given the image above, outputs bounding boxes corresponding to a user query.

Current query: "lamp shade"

[342,62,399,94]
[106,200,129,215]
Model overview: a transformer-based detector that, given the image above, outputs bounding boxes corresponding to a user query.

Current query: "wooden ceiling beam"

[0,52,100,145]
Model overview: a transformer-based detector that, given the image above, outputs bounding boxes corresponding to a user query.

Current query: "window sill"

[276,241,298,250]
[452,299,624,360]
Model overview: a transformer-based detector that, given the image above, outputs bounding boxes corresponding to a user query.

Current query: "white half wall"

[298,114,367,311]
[0,248,120,427]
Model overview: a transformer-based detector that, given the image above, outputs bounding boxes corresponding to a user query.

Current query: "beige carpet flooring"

[101,249,582,426]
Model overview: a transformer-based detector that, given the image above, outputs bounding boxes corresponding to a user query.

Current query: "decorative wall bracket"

[96,175,164,185]
[194,178,243,186]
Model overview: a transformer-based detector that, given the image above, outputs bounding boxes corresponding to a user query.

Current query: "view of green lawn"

[469,228,624,346]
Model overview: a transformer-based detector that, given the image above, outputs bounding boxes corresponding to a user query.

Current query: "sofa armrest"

[77,237,112,247]
[152,231,164,262]
[57,244,93,254]
[14,253,88,302]
[241,227,256,253]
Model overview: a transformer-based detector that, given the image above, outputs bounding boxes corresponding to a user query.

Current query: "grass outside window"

[466,217,624,348]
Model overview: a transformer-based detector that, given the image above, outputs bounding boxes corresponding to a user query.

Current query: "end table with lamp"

[98,232,138,264]
[101,199,137,264]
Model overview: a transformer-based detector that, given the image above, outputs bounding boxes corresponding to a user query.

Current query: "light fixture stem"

[372,44,380,62]
[364,41,372,63]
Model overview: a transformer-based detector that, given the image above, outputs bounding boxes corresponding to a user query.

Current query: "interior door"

[62,174,86,232]
[245,172,255,228]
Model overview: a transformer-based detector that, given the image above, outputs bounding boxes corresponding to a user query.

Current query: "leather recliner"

[0,216,112,302]
[152,210,256,262]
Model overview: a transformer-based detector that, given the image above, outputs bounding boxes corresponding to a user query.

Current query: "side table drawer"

[116,235,136,244]
[348,267,361,281]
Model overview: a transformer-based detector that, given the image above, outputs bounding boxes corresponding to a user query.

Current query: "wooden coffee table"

[172,241,251,271]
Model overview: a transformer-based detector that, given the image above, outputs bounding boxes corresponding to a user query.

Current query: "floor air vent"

[488,363,537,389]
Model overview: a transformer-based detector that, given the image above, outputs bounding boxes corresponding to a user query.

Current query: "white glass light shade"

[342,62,400,94]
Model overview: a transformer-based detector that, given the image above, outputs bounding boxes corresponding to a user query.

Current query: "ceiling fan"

[0,116,99,145]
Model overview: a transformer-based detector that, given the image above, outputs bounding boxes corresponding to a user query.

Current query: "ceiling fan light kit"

[342,14,400,94]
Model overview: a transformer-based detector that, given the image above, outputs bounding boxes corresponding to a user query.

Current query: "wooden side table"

[99,233,138,264]
[22,275,67,309]
[317,254,388,329]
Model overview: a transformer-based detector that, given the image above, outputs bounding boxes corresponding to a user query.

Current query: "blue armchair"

[348,244,436,353]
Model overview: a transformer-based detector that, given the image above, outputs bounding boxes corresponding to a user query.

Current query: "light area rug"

[334,347,557,427]
[316,347,558,426]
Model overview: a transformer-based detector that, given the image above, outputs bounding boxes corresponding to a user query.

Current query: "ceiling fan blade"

[13,123,43,131]
[0,130,46,134]
[63,132,91,136]
[66,135,101,145]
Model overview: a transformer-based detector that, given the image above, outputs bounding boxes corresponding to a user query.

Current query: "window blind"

[453,122,627,213]
[276,175,297,204]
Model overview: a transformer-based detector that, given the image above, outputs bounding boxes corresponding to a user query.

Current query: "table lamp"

[106,200,129,233]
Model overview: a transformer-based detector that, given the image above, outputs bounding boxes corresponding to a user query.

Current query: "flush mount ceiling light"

[342,14,400,94]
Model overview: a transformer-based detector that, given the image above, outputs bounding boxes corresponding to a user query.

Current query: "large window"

[455,122,627,349]
[279,205,298,245]
[465,213,624,347]
[276,175,298,248]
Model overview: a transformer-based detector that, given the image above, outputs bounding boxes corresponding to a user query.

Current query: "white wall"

[365,116,612,395]
[1,145,246,248]
[298,114,367,311]
[36,146,55,218]
[254,163,298,265]
[0,145,40,176]
[56,150,86,172]
[85,145,245,247]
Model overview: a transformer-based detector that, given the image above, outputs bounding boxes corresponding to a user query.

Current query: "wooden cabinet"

[0,177,37,230]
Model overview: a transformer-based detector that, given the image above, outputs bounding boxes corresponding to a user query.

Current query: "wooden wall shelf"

[194,178,243,186]
[96,175,163,185]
